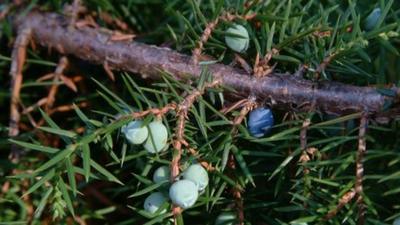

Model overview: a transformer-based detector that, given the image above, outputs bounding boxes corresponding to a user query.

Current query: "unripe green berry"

[215,212,237,225]
[153,166,170,184]
[143,192,167,214]
[122,120,149,145]
[143,120,168,153]
[225,24,249,53]
[169,180,198,209]
[182,164,209,191]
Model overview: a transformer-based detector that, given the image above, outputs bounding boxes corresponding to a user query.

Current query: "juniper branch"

[12,12,400,118]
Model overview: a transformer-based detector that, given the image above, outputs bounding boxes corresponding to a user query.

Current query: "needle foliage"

[0,0,399,225]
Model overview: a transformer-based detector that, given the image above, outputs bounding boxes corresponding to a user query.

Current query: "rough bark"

[14,12,399,116]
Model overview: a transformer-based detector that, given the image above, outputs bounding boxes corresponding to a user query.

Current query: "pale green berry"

[182,164,209,191]
[122,120,148,145]
[225,24,249,53]
[394,217,400,225]
[143,121,168,153]
[153,166,170,184]
[169,180,198,209]
[215,212,237,225]
[143,192,167,214]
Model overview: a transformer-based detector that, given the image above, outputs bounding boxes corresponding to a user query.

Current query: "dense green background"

[0,0,399,224]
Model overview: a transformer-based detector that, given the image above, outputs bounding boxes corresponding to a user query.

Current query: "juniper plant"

[0,1,400,225]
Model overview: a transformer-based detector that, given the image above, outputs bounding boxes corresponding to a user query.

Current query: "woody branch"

[11,12,399,119]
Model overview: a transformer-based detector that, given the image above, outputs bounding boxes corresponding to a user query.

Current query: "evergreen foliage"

[0,0,399,224]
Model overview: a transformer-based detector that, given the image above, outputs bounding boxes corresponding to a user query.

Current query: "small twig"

[298,101,316,208]
[108,32,135,42]
[103,60,115,81]
[192,12,257,64]
[22,57,70,125]
[75,15,99,29]
[299,118,311,174]
[324,188,356,220]
[231,184,245,225]
[192,17,220,64]
[119,103,177,121]
[37,101,89,127]
[171,79,221,181]
[19,101,39,128]
[356,112,368,225]
[232,98,257,128]
[315,52,338,80]
[170,79,221,219]
[22,97,48,115]
[186,146,216,172]
[234,54,252,74]
[227,98,257,225]
[73,216,87,225]
[48,101,88,114]
[98,11,132,32]
[8,27,32,163]
[253,49,279,78]
[45,57,69,110]
[220,98,249,115]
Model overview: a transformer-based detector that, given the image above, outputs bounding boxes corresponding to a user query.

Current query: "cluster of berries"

[121,106,274,221]
[121,120,168,153]
[143,164,209,214]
